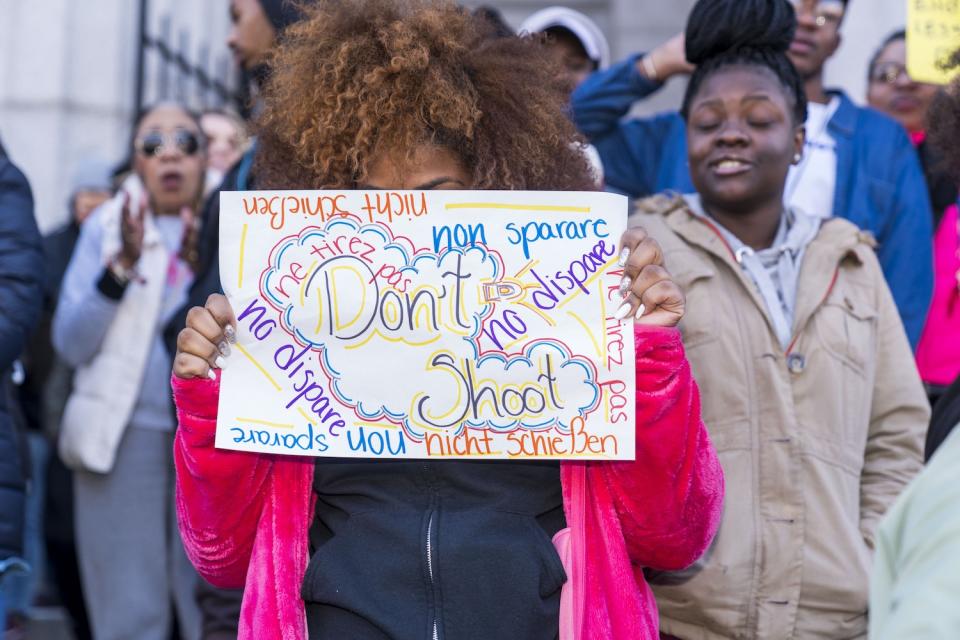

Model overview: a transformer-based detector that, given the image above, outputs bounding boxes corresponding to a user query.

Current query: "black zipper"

[426,509,438,640]
[423,463,441,640]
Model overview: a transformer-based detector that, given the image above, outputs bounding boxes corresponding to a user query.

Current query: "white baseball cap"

[519,7,611,70]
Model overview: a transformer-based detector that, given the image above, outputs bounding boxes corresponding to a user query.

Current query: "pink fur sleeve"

[597,325,724,571]
[172,372,274,588]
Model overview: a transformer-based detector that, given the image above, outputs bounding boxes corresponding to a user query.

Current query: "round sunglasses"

[135,129,203,157]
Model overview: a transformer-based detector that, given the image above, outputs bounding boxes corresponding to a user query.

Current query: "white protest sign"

[216,190,635,460]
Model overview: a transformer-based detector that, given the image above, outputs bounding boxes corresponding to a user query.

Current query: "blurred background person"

[0,140,44,635]
[520,7,609,185]
[8,159,112,639]
[170,0,304,334]
[520,6,611,89]
[867,30,960,408]
[200,109,249,188]
[471,5,514,38]
[62,165,114,229]
[52,103,206,640]
[870,421,960,640]
[228,0,301,94]
[571,0,935,350]
[867,31,943,139]
[28,161,114,446]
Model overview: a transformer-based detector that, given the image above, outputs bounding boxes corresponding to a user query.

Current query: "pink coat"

[172,325,724,639]
[916,204,960,386]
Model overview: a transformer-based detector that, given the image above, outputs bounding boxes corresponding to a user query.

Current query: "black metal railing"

[133,0,248,125]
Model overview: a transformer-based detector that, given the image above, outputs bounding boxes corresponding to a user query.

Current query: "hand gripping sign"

[216,190,635,460]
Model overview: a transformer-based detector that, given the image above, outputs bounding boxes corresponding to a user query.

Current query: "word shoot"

[216,190,635,460]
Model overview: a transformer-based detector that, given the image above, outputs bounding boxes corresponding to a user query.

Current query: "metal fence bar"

[133,10,243,126]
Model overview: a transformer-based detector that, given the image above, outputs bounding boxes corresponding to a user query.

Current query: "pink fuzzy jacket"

[172,325,724,639]
[916,204,960,386]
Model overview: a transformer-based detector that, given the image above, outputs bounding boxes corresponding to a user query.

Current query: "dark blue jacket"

[0,149,43,562]
[572,54,934,348]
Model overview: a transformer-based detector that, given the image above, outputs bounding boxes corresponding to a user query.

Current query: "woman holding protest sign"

[170,2,724,639]
[629,1,929,638]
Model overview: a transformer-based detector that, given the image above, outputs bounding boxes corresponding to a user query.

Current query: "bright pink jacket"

[916,204,960,386]
[172,325,724,640]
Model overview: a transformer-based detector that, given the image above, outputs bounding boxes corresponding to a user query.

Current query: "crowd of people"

[1,0,959,638]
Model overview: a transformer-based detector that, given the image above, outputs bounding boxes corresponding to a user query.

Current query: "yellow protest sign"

[907,0,960,85]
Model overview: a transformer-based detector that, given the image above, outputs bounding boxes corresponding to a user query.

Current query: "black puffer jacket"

[0,146,43,562]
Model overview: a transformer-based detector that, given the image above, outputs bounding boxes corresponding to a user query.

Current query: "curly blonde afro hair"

[253,0,595,191]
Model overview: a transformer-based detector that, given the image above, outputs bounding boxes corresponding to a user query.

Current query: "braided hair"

[680,0,807,125]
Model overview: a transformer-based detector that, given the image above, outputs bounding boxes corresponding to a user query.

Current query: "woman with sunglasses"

[52,102,207,640]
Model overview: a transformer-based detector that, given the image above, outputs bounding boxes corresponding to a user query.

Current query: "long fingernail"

[618,276,631,298]
[218,341,231,358]
[215,356,227,369]
[613,302,632,321]
[634,304,646,320]
[207,368,217,381]
[224,325,237,344]
[617,247,630,267]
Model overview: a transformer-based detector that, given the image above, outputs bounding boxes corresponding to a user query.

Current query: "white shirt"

[784,97,840,219]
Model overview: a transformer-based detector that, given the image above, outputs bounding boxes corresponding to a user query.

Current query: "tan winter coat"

[633,195,928,640]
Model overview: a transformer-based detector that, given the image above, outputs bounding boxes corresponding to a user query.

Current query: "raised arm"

[598,325,723,570]
[570,35,693,198]
[172,372,274,588]
[572,34,690,139]
[172,294,275,588]
[571,54,663,140]
[591,225,723,570]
